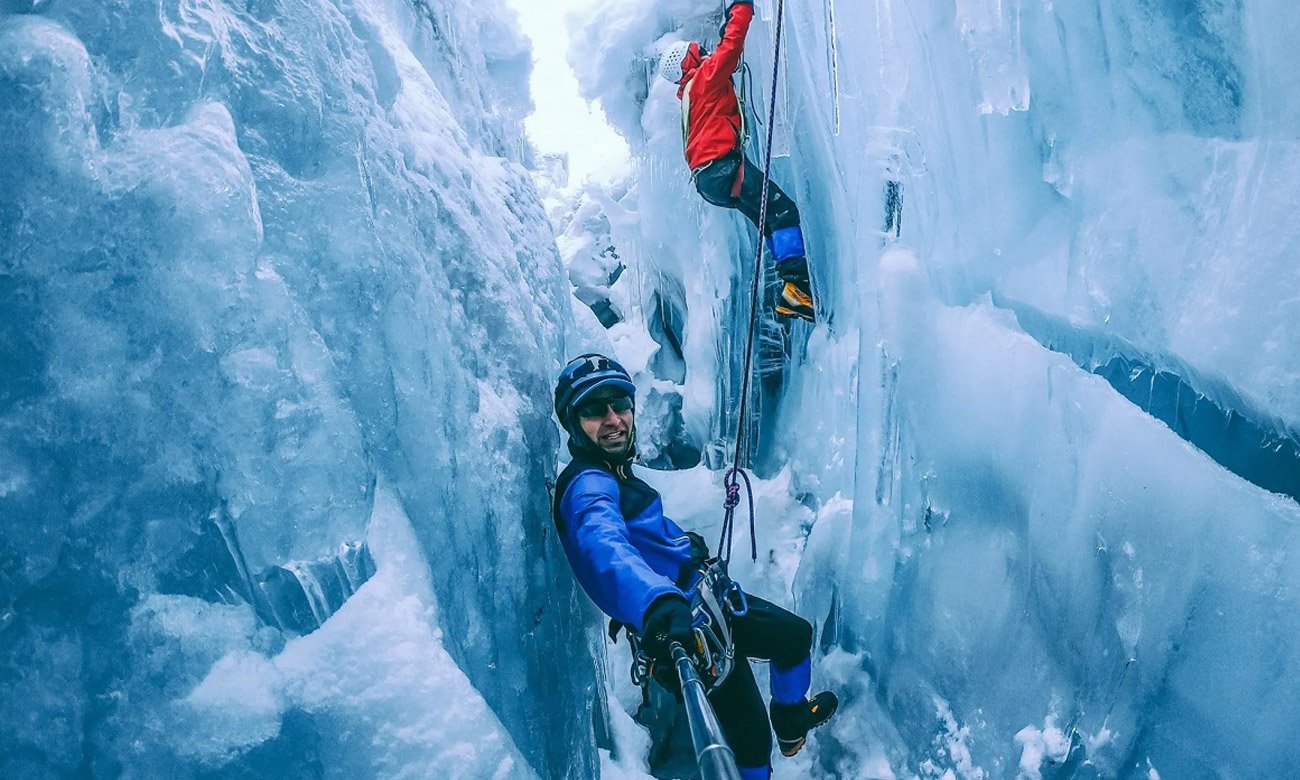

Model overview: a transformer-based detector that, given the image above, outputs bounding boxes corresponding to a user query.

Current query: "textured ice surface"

[565,0,1300,777]
[0,0,596,776]
[6,0,1300,777]
[127,484,533,777]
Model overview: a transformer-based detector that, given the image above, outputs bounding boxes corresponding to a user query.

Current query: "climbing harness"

[719,0,787,565]
[688,557,749,689]
[627,557,749,696]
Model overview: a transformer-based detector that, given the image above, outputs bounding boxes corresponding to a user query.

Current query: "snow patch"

[1013,715,1072,779]
[931,698,986,780]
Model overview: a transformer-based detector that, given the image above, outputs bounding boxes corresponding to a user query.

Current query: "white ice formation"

[3,0,1299,778]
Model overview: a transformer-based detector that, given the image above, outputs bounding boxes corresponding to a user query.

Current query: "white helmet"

[658,41,694,83]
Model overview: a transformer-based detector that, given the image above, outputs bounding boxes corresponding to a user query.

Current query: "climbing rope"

[719,466,757,564]
[719,0,786,565]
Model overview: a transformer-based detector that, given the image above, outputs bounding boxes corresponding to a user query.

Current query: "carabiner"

[725,580,749,617]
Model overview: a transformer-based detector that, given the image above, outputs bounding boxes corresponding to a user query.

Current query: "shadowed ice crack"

[997,297,1300,505]
[159,507,376,635]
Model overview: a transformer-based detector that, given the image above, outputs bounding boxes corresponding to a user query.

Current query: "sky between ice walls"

[0,0,625,777]
[558,0,1300,777]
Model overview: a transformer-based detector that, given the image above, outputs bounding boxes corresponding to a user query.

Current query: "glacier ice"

[561,0,1300,777]
[5,0,1300,777]
[1,0,595,776]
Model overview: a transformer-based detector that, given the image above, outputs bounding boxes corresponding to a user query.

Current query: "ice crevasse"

[3,0,1300,778]
[561,0,1300,777]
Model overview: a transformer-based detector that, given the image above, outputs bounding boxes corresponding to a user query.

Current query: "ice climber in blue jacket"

[552,354,837,778]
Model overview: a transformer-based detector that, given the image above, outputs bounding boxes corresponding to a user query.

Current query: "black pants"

[694,151,801,238]
[704,595,813,769]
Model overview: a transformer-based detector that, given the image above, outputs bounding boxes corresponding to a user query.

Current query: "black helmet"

[554,354,636,433]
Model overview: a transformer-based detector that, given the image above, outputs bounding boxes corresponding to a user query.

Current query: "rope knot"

[718,467,758,563]
[724,482,741,510]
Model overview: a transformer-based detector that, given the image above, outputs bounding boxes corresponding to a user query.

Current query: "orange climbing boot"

[774,256,816,322]
[769,691,838,756]
[777,281,815,322]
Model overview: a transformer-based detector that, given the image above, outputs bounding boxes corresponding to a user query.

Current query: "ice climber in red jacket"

[659,0,815,322]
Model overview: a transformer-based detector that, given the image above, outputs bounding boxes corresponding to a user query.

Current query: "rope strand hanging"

[719,0,786,565]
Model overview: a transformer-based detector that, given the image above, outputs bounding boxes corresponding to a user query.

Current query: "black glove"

[639,595,694,665]
[720,0,754,37]
[685,531,710,565]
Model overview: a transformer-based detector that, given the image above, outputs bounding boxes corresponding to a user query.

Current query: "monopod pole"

[671,642,743,780]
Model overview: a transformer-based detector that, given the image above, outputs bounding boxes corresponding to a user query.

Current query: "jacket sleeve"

[698,1,753,87]
[559,470,683,632]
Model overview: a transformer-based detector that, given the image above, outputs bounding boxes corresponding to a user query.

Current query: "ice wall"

[568,0,1300,776]
[0,1,598,776]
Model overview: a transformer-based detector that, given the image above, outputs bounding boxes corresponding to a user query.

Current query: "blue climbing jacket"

[553,452,694,633]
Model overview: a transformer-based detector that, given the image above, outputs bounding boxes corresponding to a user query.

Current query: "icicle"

[825,0,841,136]
[211,506,281,628]
[774,5,793,160]
[337,539,366,593]
[284,560,330,629]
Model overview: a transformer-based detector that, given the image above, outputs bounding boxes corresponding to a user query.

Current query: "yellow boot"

[776,281,815,322]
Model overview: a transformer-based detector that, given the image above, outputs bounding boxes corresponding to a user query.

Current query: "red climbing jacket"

[677,2,753,171]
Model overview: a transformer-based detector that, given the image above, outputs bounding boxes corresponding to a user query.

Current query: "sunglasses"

[576,394,634,420]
